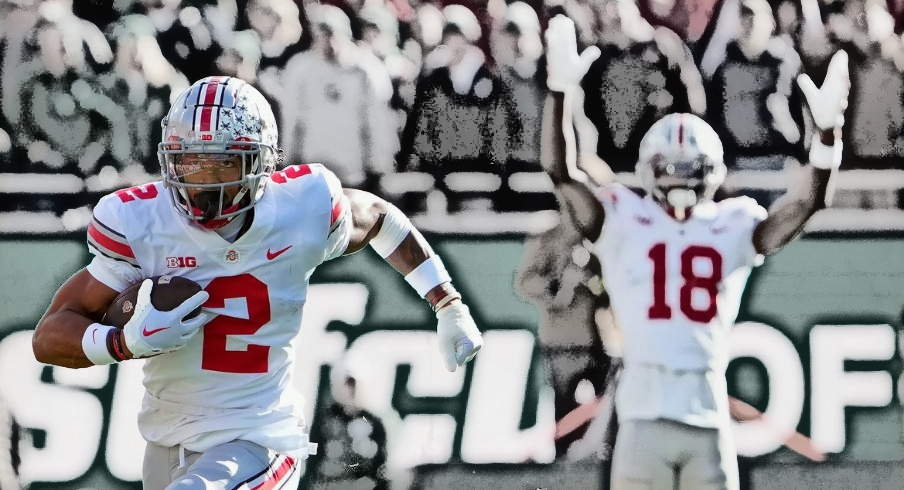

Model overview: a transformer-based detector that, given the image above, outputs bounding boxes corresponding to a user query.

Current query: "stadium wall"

[0,234,902,489]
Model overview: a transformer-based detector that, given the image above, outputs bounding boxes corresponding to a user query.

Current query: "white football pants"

[143,439,303,490]
[610,419,738,490]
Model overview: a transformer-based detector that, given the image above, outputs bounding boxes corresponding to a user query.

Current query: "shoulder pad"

[720,195,768,221]
[88,189,146,267]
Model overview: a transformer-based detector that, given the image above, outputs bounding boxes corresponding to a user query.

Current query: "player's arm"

[753,132,834,255]
[754,50,850,256]
[543,91,606,243]
[514,233,557,306]
[33,268,209,367]
[32,269,121,368]
[542,15,605,243]
[33,197,209,368]
[342,188,482,372]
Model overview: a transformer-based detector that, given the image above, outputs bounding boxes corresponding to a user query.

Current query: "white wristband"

[808,135,842,170]
[369,204,413,258]
[82,323,117,365]
[405,256,452,298]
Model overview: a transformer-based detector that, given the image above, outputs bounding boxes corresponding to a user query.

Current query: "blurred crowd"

[2,0,904,227]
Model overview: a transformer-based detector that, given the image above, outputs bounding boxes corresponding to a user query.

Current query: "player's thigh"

[677,426,738,490]
[146,440,303,490]
[610,420,676,490]
[144,443,179,490]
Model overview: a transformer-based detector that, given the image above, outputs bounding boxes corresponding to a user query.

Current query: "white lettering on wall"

[0,331,105,484]
[810,324,895,453]
[730,321,806,457]
[461,329,555,464]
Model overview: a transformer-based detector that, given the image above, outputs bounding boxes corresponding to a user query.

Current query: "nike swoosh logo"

[267,245,293,260]
[142,326,169,337]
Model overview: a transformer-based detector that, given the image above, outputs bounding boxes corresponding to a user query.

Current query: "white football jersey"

[85,164,351,458]
[593,184,766,427]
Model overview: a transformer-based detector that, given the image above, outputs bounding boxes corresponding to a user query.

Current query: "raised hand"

[545,15,601,93]
[797,50,850,132]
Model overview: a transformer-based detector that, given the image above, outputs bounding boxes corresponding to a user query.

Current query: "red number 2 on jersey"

[271,164,311,184]
[648,243,722,323]
[201,274,271,373]
[115,184,158,202]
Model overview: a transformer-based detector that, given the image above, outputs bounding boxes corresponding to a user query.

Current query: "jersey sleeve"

[732,196,768,227]
[85,194,144,291]
[596,184,635,239]
[319,166,352,262]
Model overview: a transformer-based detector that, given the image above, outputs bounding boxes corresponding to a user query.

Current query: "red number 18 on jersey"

[648,243,723,323]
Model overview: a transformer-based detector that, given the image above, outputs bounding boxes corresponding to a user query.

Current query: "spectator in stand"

[0,0,34,172]
[105,14,189,176]
[704,0,808,178]
[400,4,521,212]
[1,3,122,181]
[395,1,444,109]
[490,1,556,211]
[515,191,610,458]
[216,29,263,84]
[826,0,904,173]
[306,358,391,490]
[577,0,706,176]
[773,0,835,71]
[245,0,306,71]
[279,4,397,192]
[358,3,420,141]
[244,0,308,125]
[122,0,223,86]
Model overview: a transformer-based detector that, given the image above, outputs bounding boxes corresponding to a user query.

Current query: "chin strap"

[189,202,241,229]
[184,185,251,229]
[665,188,698,221]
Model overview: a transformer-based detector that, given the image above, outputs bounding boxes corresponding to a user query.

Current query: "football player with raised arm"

[31,77,482,489]
[541,16,849,490]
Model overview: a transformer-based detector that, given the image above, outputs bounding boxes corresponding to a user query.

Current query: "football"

[102,275,204,328]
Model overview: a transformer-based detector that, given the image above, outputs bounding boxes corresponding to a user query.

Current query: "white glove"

[436,302,483,372]
[797,50,850,131]
[123,279,210,358]
[797,50,849,169]
[545,15,600,92]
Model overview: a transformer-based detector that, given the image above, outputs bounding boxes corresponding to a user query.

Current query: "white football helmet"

[158,76,278,228]
[636,113,726,215]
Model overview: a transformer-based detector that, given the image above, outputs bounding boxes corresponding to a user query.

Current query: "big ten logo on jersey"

[166,256,198,268]
[115,184,158,203]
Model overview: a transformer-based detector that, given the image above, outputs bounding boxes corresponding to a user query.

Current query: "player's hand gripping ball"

[103,276,210,358]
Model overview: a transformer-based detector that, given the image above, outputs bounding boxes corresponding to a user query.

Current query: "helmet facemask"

[157,77,279,229]
[646,155,723,220]
[159,138,276,229]
[636,113,726,220]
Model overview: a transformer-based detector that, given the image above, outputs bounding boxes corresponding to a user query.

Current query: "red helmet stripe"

[197,78,226,132]
[198,107,214,131]
[202,79,220,104]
